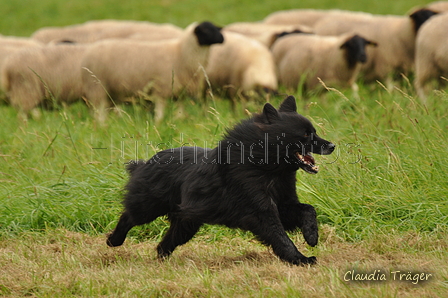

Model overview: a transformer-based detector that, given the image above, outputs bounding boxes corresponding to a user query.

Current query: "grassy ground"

[1,227,446,297]
[1,0,447,297]
[1,86,447,297]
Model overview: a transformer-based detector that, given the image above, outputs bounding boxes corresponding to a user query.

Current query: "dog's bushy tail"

[126,160,146,174]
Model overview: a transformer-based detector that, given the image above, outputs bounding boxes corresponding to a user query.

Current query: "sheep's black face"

[340,35,377,69]
[410,9,438,32]
[194,21,224,46]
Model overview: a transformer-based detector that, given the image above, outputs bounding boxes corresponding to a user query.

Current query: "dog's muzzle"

[296,143,335,174]
[321,143,336,155]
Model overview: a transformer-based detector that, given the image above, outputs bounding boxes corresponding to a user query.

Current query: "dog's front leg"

[278,203,318,247]
[297,203,318,247]
[243,209,317,266]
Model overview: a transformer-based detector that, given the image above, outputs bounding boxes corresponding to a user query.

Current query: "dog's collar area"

[295,152,319,174]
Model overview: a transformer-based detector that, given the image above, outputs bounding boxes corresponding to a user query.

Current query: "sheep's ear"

[366,39,378,47]
[261,103,280,124]
[278,95,297,113]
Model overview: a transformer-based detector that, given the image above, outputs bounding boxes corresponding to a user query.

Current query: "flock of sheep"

[0,1,447,122]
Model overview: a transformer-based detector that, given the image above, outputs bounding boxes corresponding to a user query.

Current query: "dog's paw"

[156,245,173,259]
[302,224,318,247]
[106,233,124,247]
[303,230,318,247]
[297,256,317,266]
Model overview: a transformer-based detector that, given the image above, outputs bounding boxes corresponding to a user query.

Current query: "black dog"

[107,96,335,265]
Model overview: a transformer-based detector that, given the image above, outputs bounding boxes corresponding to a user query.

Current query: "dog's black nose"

[327,143,336,153]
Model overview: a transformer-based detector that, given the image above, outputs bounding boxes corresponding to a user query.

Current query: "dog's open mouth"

[295,152,319,174]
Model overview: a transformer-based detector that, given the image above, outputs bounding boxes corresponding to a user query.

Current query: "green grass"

[1,88,447,240]
[0,0,447,296]
[0,0,433,36]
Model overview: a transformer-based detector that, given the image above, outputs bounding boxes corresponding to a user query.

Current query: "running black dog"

[107,95,335,265]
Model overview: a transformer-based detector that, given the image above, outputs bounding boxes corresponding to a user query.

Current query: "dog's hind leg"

[156,218,202,258]
[107,211,135,247]
[107,202,170,247]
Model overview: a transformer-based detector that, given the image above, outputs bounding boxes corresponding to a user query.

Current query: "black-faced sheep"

[1,44,88,118]
[313,9,438,85]
[414,13,448,100]
[31,20,183,44]
[223,22,312,47]
[271,33,377,96]
[81,21,223,123]
[205,31,277,98]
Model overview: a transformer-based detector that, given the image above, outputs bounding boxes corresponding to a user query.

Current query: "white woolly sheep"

[263,9,334,27]
[90,20,183,41]
[31,20,183,44]
[426,1,448,12]
[263,9,371,27]
[81,21,223,123]
[223,22,312,47]
[271,32,377,95]
[313,9,438,84]
[205,31,277,98]
[412,1,448,13]
[2,43,88,117]
[414,13,448,100]
[0,36,43,91]
[0,35,43,47]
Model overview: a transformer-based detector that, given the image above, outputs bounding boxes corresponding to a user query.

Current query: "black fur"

[275,29,307,39]
[107,96,335,266]
[340,34,377,69]
[194,21,224,46]
[409,9,438,32]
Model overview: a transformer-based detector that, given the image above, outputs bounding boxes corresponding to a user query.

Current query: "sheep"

[223,22,312,47]
[81,21,224,123]
[263,9,335,27]
[31,21,116,43]
[263,9,371,27]
[414,13,448,101]
[0,36,43,92]
[426,1,448,12]
[31,20,183,44]
[313,9,438,85]
[89,20,183,41]
[1,43,89,118]
[205,31,277,99]
[0,35,43,47]
[271,32,377,96]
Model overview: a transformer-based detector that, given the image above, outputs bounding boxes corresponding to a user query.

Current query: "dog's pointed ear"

[278,95,297,113]
[261,103,280,124]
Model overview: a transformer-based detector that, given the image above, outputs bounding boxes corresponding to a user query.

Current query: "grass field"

[1,0,447,297]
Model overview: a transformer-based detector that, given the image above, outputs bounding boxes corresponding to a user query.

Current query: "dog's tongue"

[304,154,315,165]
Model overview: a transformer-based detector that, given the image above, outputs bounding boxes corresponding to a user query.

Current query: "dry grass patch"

[1,226,446,297]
